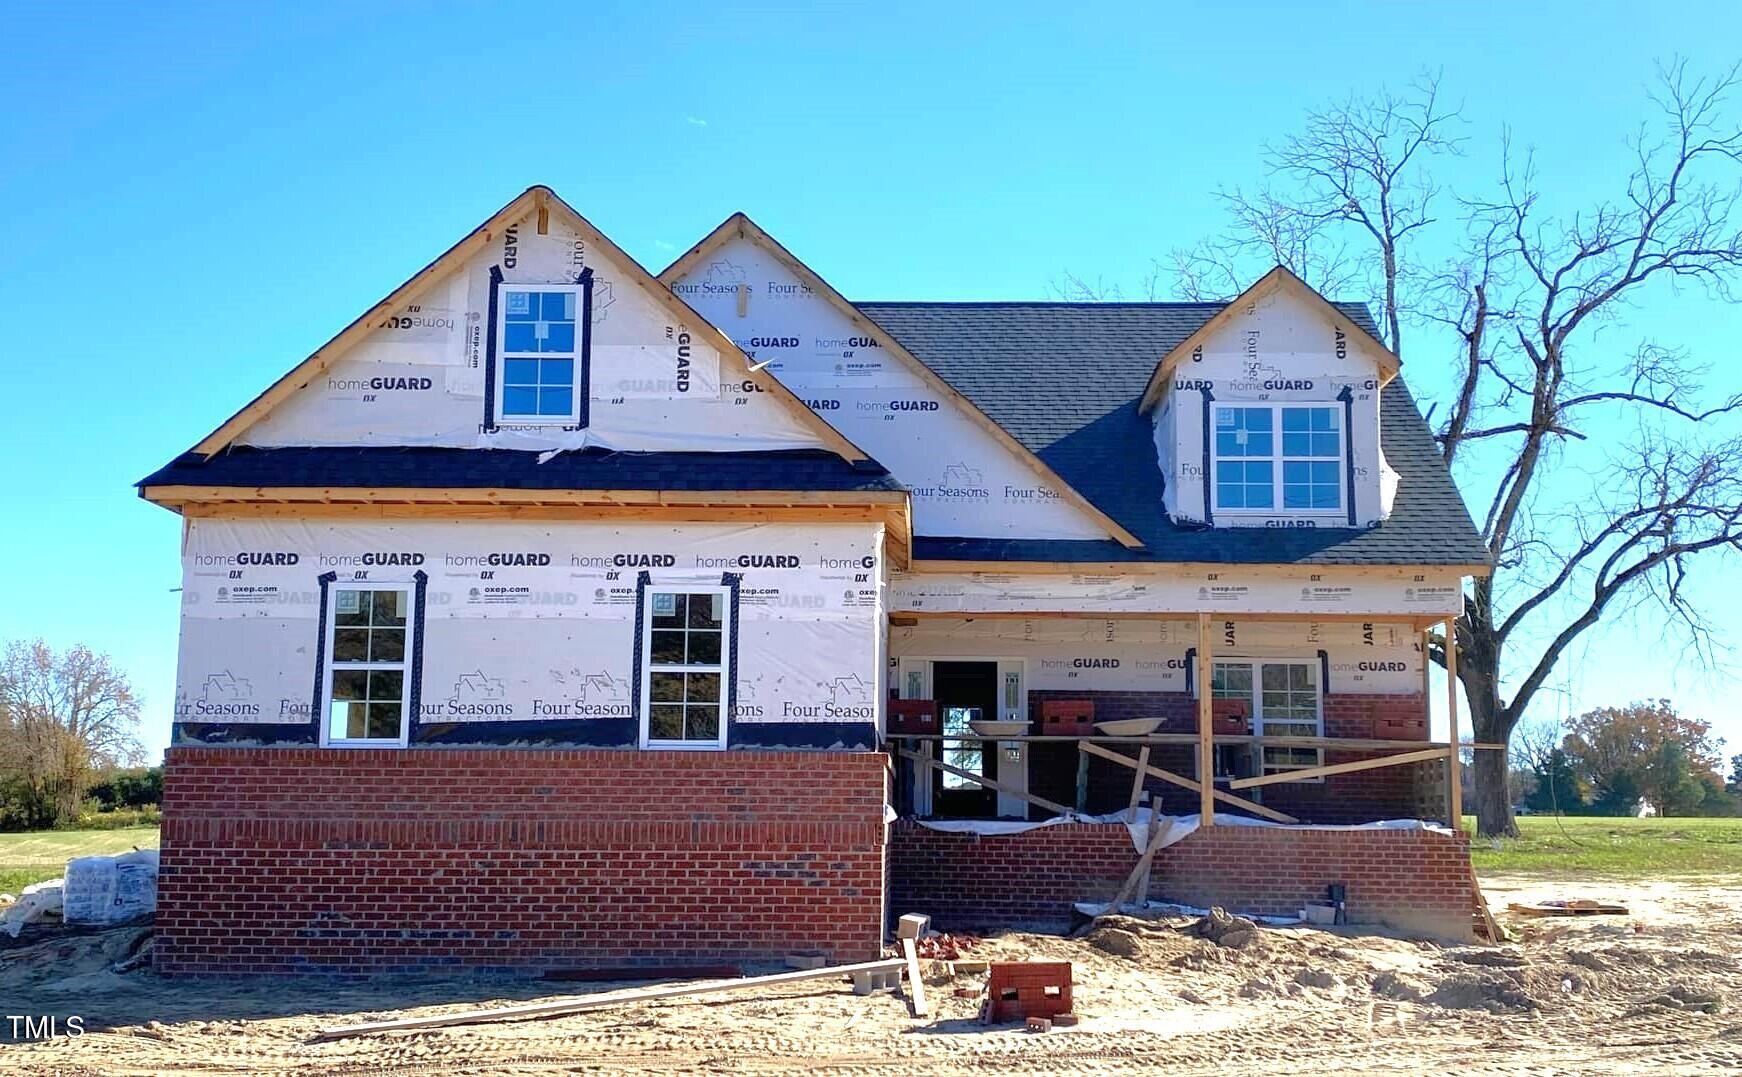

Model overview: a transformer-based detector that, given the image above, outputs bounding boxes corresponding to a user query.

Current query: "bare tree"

[0,639,144,826]
[1442,62,1742,835]
[1145,62,1742,837]
[1171,71,1464,346]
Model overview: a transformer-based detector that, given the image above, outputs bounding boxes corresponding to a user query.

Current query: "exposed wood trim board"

[906,560,1491,579]
[657,212,1145,550]
[143,485,905,507]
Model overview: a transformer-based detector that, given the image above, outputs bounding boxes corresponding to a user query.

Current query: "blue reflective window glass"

[504,322,538,352]
[542,322,575,353]
[1282,409,1309,431]
[1218,483,1244,508]
[1244,407,1273,431]
[539,387,572,415]
[1310,408,1335,431]
[504,358,538,385]
[1246,484,1274,508]
[541,358,574,386]
[1312,432,1339,456]
[1283,432,1310,456]
[503,386,538,415]
[504,291,535,319]
[542,291,575,321]
[1216,431,1242,457]
[1245,431,1273,456]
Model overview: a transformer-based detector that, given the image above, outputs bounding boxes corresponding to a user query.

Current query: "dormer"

[1139,268,1401,530]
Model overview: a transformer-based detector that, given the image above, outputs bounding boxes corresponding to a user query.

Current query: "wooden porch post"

[1196,612,1214,824]
[1444,617,1463,831]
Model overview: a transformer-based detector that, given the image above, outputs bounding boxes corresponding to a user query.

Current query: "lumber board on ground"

[901,937,929,1017]
[312,958,908,1040]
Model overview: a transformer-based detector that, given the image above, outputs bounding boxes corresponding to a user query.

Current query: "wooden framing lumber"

[902,561,1491,580]
[1445,617,1464,828]
[1078,741,1298,824]
[889,732,1507,752]
[1108,804,1170,912]
[1227,747,1448,790]
[895,747,1072,816]
[312,958,908,1040]
[1196,613,1214,823]
[1125,745,1150,822]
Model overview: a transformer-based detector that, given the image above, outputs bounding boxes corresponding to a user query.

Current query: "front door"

[932,660,999,818]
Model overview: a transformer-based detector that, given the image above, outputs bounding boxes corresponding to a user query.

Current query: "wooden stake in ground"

[312,958,908,1041]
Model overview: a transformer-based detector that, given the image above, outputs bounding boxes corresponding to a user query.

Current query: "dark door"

[933,661,999,818]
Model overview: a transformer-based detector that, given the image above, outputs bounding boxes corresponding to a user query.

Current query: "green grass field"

[1,816,1738,898]
[0,826,160,896]
[1466,815,1742,878]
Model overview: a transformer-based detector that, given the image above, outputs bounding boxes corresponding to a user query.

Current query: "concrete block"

[897,913,931,940]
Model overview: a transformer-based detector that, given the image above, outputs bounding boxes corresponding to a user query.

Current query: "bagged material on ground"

[61,849,159,926]
[2,879,65,938]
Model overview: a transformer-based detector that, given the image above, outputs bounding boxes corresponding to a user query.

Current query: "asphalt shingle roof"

[138,447,903,494]
[857,301,1488,566]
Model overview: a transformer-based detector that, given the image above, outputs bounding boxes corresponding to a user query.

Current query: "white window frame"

[320,581,415,748]
[1207,657,1324,780]
[1211,403,1345,516]
[639,584,733,751]
[495,280,585,426]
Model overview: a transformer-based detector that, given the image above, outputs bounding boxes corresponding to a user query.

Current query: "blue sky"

[2,2,1739,760]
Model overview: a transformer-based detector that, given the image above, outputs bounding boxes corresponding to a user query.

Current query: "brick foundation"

[888,818,1474,940]
[157,747,887,976]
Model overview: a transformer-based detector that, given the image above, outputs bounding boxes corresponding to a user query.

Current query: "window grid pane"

[328,587,409,743]
[645,590,728,744]
[1279,405,1341,510]
[1254,661,1322,776]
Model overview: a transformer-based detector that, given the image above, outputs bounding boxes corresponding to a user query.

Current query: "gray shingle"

[858,301,1488,566]
[138,447,903,494]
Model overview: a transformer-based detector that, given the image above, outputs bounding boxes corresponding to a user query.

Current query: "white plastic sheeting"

[1152,286,1398,528]
[1,879,63,937]
[239,210,828,454]
[890,617,1424,695]
[912,811,1452,853]
[670,234,1111,541]
[176,518,882,729]
[889,569,1465,618]
[61,849,160,926]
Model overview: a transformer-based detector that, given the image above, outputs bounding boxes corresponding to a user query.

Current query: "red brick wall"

[888,819,1474,940]
[158,747,887,976]
[1026,690,1439,824]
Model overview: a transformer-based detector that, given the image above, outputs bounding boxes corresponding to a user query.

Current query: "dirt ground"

[4,875,1740,1075]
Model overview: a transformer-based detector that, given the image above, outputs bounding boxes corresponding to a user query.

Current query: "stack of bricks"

[888,818,1474,940]
[156,747,887,976]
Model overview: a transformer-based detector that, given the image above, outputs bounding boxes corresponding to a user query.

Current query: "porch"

[886,610,1476,829]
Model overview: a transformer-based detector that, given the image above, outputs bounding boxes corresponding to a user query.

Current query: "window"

[497,285,582,424]
[641,587,731,748]
[323,585,413,746]
[1210,659,1323,779]
[1213,404,1343,513]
